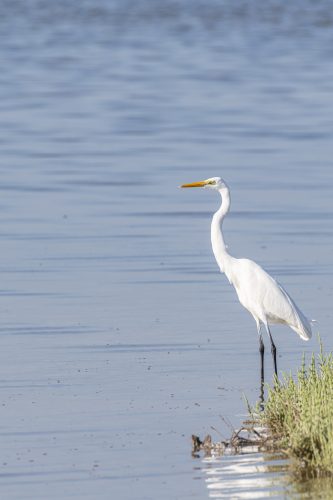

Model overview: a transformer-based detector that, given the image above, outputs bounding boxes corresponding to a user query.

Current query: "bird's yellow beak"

[181,180,208,188]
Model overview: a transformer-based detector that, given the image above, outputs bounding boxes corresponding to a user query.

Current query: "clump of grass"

[259,343,333,475]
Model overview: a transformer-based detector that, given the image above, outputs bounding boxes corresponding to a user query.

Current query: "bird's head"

[181,177,227,191]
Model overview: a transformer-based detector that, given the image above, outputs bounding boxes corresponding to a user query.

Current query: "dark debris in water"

[192,420,275,457]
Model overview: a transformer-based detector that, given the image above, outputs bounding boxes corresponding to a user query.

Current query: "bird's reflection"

[200,451,288,499]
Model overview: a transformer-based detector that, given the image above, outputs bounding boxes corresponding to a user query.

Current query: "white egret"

[181,177,313,380]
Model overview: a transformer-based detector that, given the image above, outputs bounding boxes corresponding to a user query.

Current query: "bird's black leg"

[259,333,265,409]
[259,333,265,386]
[268,328,277,377]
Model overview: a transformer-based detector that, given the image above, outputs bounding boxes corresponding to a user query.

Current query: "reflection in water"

[200,450,333,499]
[286,475,333,499]
[202,452,288,499]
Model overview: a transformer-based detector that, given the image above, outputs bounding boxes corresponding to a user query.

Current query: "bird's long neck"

[211,186,233,279]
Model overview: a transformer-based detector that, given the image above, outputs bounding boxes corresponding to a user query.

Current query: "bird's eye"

[208,180,216,185]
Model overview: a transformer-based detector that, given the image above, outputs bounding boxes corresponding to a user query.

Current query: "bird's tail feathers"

[278,283,313,341]
[290,323,312,341]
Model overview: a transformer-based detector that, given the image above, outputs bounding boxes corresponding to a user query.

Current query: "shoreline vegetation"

[193,343,333,477]
[258,343,333,476]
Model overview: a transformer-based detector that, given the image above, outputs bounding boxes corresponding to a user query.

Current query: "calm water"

[1,1,333,498]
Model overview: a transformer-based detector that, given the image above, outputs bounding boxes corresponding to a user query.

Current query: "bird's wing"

[232,259,312,340]
[274,281,312,340]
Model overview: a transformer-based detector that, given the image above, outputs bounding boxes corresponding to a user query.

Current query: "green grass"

[259,342,333,476]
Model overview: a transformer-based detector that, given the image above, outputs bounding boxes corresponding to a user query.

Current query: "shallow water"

[1,0,333,498]
[201,451,333,499]
[201,452,289,499]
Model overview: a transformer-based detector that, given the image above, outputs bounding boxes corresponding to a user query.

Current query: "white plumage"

[228,257,312,341]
